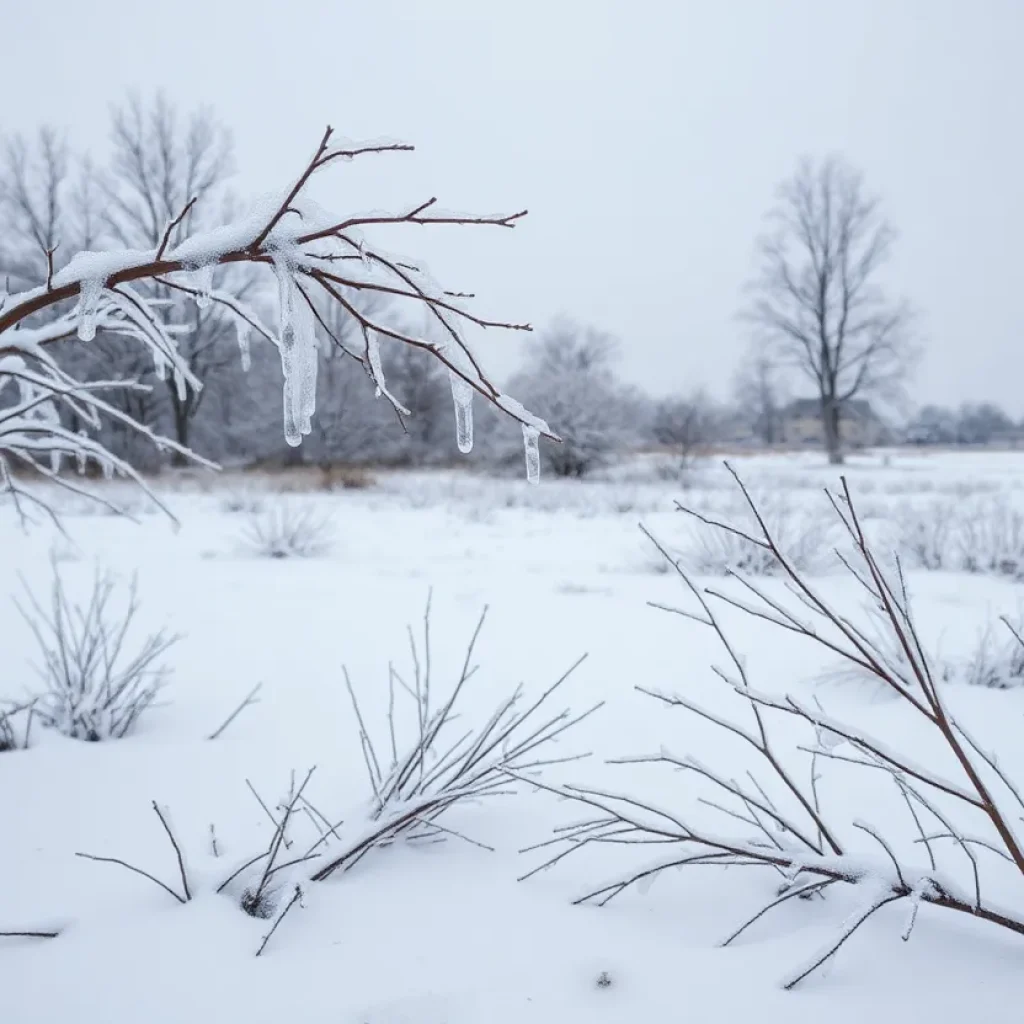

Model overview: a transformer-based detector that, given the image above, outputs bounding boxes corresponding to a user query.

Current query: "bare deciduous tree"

[731,347,787,447]
[100,95,245,462]
[650,390,717,474]
[745,157,915,464]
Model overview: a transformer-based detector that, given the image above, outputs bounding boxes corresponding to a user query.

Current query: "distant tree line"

[0,97,1014,481]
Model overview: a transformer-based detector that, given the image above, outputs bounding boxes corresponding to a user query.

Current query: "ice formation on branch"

[0,126,555,520]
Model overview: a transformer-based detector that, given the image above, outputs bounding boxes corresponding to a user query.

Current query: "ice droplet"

[77,278,103,341]
[193,264,214,309]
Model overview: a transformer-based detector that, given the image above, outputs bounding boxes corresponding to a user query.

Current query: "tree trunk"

[171,402,190,467]
[822,399,843,465]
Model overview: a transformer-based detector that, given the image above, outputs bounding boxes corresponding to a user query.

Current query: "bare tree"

[650,390,717,474]
[731,347,787,447]
[99,95,243,462]
[0,128,104,288]
[745,157,915,464]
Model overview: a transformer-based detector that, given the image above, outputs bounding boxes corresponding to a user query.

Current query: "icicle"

[273,256,317,447]
[193,264,214,309]
[101,457,114,481]
[50,449,63,475]
[366,331,386,398]
[77,277,103,341]
[449,372,474,454]
[522,424,541,484]
[75,434,88,475]
[235,318,252,372]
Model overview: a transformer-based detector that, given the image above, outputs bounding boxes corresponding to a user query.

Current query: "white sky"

[6,0,1023,412]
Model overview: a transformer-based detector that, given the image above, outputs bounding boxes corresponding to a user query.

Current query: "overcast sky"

[6,0,1023,412]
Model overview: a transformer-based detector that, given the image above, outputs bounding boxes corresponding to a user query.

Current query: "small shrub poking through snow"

[15,565,178,742]
[0,702,36,752]
[958,498,1024,581]
[963,618,1024,690]
[679,498,831,577]
[241,502,335,559]
[895,501,957,571]
[220,489,266,515]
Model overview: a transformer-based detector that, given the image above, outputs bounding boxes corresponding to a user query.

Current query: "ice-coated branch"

[0,125,554,520]
[519,472,1024,989]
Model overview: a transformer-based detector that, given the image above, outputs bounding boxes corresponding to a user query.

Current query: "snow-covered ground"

[2,449,1024,1022]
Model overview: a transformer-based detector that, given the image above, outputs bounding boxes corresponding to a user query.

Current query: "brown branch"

[207,682,263,741]
[156,196,197,259]
[151,801,192,902]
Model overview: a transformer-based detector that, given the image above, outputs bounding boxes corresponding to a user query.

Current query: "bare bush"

[894,500,957,571]
[959,498,1024,580]
[220,489,266,515]
[680,496,831,576]
[963,618,1024,690]
[15,565,177,741]
[308,602,596,880]
[894,496,1024,579]
[241,502,334,559]
[0,700,37,752]
[519,467,1024,990]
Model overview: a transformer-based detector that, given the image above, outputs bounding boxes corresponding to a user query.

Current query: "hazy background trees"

[3,96,1017,480]
[501,319,638,478]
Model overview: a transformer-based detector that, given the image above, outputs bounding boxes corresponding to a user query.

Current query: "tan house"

[780,398,887,449]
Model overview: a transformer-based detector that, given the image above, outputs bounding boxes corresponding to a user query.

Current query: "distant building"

[779,398,887,449]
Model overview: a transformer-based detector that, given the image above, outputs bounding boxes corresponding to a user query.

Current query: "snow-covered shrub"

[306,607,595,881]
[528,473,1024,990]
[958,497,1024,580]
[15,566,177,741]
[963,619,1024,690]
[894,500,957,570]
[680,498,831,576]
[220,489,266,515]
[0,702,36,752]
[241,502,334,559]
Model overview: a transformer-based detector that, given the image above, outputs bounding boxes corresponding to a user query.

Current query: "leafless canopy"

[745,157,915,463]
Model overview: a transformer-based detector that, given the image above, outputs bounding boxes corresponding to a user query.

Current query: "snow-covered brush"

[958,496,1024,581]
[0,700,37,752]
[240,501,334,559]
[894,500,958,571]
[302,602,597,882]
[0,126,555,524]
[963,617,1024,690]
[517,466,1024,990]
[679,495,832,577]
[15,563,178,741]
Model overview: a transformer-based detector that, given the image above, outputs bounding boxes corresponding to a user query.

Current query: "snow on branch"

[0,125,552,520]
[518,470,1024,989]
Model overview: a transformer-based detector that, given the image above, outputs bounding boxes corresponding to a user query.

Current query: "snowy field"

[2,449,1024,1023]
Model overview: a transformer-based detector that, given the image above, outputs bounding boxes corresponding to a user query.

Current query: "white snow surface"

[2,449,1024,1022]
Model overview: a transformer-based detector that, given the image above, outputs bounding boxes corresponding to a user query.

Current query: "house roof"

[783,397,877,420]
